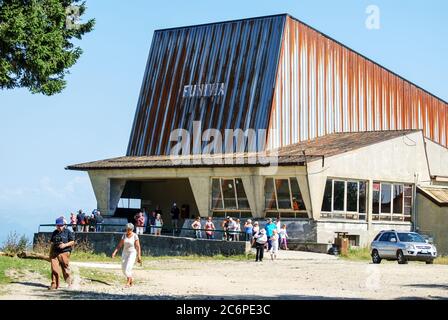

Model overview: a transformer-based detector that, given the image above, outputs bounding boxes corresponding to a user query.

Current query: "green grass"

[339,247,372,261]
[0,256,50,285]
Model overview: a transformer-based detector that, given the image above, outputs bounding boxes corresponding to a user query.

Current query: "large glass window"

[276,179,291,209]
[222,179,237,209]
[381,183,391,214]
[235,178,250,209]
[333,181,345,211]
[211,178,251,216]
[264,177,307,218]
[264,178,277,210]
[321,180,332,212]
[211,179,223,209]
[372,182,413,222]
[290,179,306,211]
[320,178,368,221]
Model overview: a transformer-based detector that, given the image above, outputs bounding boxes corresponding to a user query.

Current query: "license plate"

[421,250,428,254]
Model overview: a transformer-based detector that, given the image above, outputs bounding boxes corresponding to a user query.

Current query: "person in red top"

[134,211,145,235]
[204,217,215,239]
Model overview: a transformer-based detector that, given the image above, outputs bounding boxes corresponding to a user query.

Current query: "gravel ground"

[1,250,448,300]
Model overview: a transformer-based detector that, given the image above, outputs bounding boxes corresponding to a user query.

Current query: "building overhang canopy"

[66,130,420,171]
[417,186,448,207]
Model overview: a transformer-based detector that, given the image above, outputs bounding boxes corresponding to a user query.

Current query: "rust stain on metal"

[268,16,448,149]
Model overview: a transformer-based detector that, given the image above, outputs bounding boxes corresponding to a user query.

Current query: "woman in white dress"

[112,223,142,287]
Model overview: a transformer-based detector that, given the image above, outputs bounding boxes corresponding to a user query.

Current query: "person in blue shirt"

[264,218,276,250]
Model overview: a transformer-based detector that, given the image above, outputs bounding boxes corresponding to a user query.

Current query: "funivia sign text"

[182,83,225,98]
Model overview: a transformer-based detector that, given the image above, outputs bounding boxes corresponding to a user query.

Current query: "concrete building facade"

[68,14,448,250]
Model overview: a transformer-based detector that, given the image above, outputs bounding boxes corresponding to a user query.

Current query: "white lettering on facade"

[182,83,225,98]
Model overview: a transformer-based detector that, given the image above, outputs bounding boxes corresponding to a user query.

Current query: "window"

[222,179,237,209]
[290,178,306,211]
[211,178,251,216]
[118,198,141,209]
[264,177,307,218]
[378,232,391,242]
[276,179,291,209]
[235,178,250,209]
[211,179,223,209]
[321,180,332,212]
[372,182,413,222]
[320,178,368,221]
[264,178,277,210]
[381,183,391,213]
[333,181,345,211]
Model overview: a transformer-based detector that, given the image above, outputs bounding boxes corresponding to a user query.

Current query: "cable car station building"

[68,14,448,249]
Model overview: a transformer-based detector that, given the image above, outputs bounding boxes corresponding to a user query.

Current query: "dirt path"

[1,251,448,300]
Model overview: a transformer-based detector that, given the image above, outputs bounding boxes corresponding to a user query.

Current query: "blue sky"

[0,0,447,242]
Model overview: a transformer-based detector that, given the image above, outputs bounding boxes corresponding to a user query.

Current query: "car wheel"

[426,260,434,265]
[372,250,382,264]
[397,250,408,264]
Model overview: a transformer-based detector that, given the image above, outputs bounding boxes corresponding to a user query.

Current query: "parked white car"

[370,230,437,264]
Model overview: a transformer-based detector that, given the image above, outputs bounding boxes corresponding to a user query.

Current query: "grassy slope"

[0,256,50,285]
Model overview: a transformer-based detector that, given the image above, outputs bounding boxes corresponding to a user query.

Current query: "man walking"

[49,217,75,290]
[170,202,180,233]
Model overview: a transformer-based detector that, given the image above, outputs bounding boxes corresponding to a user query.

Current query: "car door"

[386,232,399,257]
[376,232,391,257]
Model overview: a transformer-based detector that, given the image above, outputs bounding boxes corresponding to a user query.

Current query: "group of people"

[48,212,291,290]
[253,218,289,262]
[68,209,104,232]
[133,203,183,236]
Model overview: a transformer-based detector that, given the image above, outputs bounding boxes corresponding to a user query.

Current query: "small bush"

[340,246,371,260]
[1,232,30,255]
[74,238,94,254]
[33,235,51,255]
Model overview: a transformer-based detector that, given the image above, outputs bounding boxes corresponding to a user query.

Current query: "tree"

[0,0,95,95]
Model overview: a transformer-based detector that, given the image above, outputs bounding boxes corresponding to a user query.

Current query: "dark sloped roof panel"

[127,15,286,156]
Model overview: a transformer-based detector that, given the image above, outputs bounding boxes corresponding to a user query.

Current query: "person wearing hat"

[112,223,142,287]
[49,216,75,290]
[253,229,267,262]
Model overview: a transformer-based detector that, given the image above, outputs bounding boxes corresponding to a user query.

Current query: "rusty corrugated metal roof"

[68,129,419,171]
[127,14,286,156]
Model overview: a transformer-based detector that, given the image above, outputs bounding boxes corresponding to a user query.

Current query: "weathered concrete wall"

[424,138,448,178]
[34,232,251,257]
[415,193,448,256]
[307,131,431,221]
[316,221,411,247]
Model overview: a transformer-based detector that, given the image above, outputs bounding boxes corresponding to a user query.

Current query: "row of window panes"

[372,182,412,221]
[212,211,252,218]
[264,178,306,211]
[211,178,250,210]
[320,179,367,220]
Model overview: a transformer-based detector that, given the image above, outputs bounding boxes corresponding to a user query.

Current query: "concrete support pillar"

[88,173,126,216]
[109,179,127,215]
[306,170,327,220]
[296,175,312,218]
[241,176,264,218]
[88,173,110,216]
[189,176,210,217]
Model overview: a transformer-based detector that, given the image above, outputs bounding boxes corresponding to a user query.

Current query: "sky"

[0,0,447,243]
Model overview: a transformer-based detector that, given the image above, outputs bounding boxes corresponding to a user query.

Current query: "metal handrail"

[38,223,248,236]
